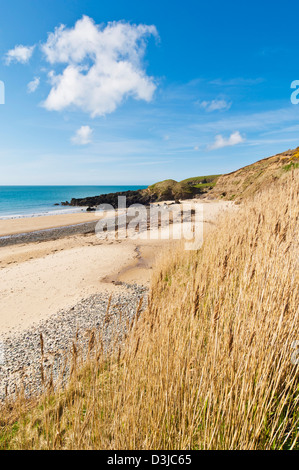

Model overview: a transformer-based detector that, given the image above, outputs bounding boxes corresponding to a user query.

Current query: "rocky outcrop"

[65,189,159,209]
[63,179,207,210]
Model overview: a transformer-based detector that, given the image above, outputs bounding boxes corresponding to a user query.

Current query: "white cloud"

[71,125,93,145]
[41,16,158,117]
[27,77,40,93]
[5,45,35,65]
[198,99,231,112]
[208,131,245,150]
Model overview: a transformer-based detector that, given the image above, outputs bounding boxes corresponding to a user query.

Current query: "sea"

[0,186,147,219]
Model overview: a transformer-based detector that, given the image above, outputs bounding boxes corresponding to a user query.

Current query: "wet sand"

[0,211,100,237]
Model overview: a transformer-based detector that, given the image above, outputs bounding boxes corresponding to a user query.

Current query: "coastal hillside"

[1,169,298,450]
[145,147,299,203]
[208,147,299,201]
[145,175,220,200]
[66,147,299,208]
[65,175,220,207]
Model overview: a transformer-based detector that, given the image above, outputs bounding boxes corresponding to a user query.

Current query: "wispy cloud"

[208,131,245,150]
[132,160,172,166]
[209,77,264,87]
[5,45,35,65]
[192,106,299,133]
[71,125,93,145]
[27,77,40,93]
[197,99,232,112]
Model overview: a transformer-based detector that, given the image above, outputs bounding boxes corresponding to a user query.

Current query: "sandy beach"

[0,211,100,237]
[0,200,234,336]
[0,198,234,399]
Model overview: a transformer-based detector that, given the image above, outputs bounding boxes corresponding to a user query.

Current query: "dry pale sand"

[0,200,234,336]
[0,235,167,336]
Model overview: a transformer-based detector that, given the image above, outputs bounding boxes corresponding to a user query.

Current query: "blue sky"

[0,0,299,185]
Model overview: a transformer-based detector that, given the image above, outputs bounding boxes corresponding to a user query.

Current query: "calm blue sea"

[0,186,147,219]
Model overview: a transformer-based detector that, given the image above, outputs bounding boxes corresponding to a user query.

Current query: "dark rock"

[63,182,200,210]
[66,189,158,209]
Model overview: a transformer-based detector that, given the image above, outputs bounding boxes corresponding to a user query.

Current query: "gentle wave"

[0,207,88,220]
[0,185,147,220]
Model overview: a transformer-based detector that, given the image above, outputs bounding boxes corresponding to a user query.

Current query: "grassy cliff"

[143,147,299,204]
[208,147,299,201]
[144,175,220,201]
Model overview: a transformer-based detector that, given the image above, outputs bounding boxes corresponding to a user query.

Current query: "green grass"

[148,179,177,190]
[147,179,195,200]
[0,422,19,449]
[180,175,221,185]
[193,181,218,190]
[283,161,299,172]
[147,175,221,201]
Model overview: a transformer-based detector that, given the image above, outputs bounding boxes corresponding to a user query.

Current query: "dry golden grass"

[0,170,298,450]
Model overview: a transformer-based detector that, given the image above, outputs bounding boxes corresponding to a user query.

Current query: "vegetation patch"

[283,161,299,172]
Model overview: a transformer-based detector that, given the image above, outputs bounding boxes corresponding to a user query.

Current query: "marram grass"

[0,170,298,450]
